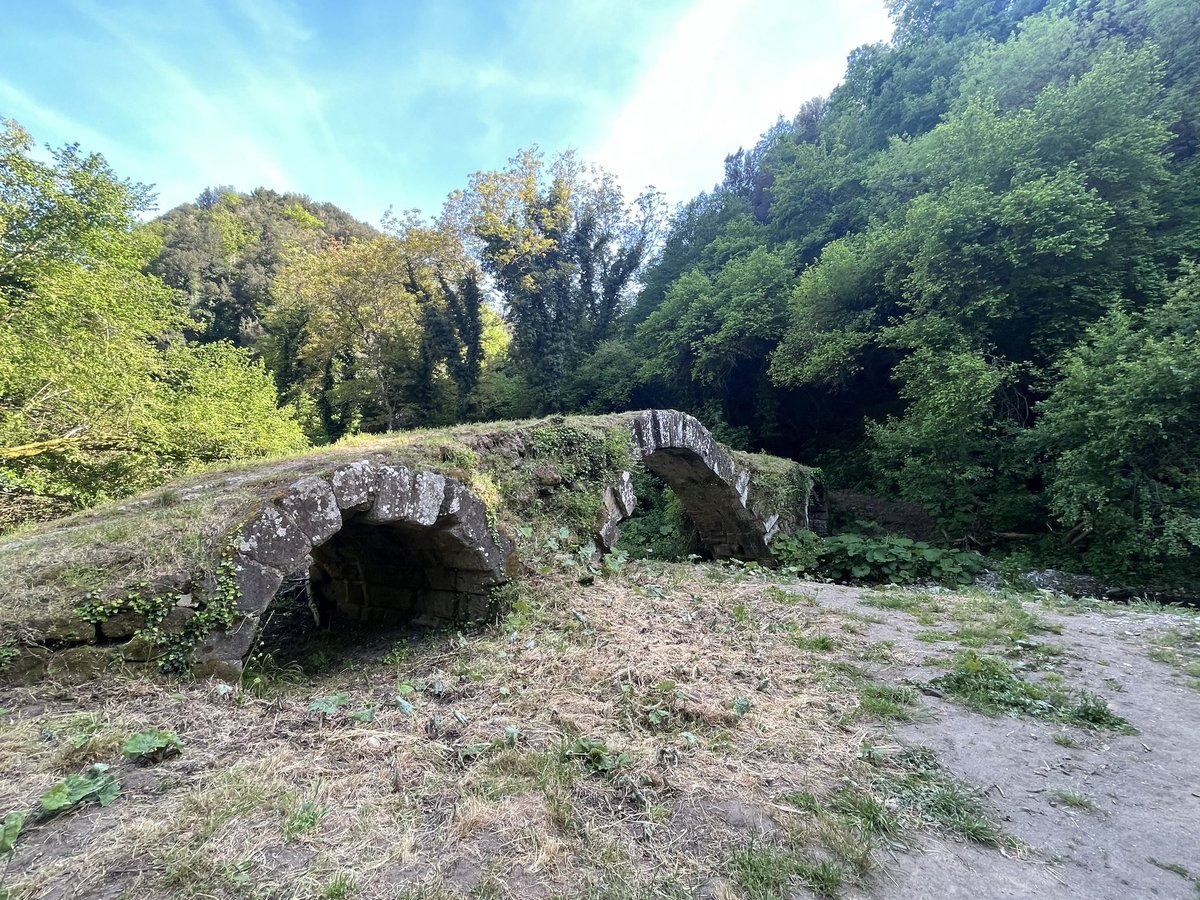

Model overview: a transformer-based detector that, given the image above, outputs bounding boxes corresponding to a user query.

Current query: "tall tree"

[268,216,487,435]
[0,120,306,525]
[451,149,662,411]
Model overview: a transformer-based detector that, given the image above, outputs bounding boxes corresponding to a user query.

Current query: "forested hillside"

[612,0,1200,584]
[2,0,1197,585]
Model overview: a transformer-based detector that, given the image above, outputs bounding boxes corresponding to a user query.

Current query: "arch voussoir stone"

[194,461,513,679]
[329,460,379,511]
[277,475,342,545]
[599,409,801,565]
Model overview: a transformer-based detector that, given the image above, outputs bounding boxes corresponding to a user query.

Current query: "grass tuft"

[933,651,1134,732]
[1050,789,1097,812]
[730,844,846,899]
[856,682,918,722]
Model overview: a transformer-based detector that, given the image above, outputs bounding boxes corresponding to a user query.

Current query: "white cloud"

[228,0,314,44]
[589,0,894,202]
[6,0,895,222]
[63,0,370,214]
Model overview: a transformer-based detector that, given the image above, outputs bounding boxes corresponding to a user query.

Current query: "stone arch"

[195,462,512,677]
[598,410,789,565]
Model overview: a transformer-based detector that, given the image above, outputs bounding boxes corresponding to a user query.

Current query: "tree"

[1033,272,1200,582]
[627,189,750,327]
[271,237,423,434]
[0,120,306,524]
[634,244,797,437]
[268,215,488,435]
[452,149,662,411]
[147,186,376,345]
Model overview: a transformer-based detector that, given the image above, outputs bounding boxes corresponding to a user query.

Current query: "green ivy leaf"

[1,810,26,856]
[308,693,350,716]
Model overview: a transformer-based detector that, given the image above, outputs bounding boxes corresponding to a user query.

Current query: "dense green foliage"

[0,121,306,525]
[148,186,376,345]
[1034,271,1200,581]
[605,0,1199,583]
[450,150,663,412]
[773,530,986,585]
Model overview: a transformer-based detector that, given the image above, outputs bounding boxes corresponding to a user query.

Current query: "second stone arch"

[598,409,807,564]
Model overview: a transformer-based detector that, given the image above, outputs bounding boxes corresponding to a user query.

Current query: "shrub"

[774,531,986,585]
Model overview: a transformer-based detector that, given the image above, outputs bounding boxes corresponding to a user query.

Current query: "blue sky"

[1,0,893,224]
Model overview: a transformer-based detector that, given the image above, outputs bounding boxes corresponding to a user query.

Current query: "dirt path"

[796,581,1200,900]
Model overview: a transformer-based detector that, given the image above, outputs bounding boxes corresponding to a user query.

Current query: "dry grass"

[0,562,924,899]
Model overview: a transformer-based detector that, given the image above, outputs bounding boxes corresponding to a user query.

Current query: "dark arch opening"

[251,516,502,667]
[308,518,497,628]
[199,464,512,677]
[640,447,774,564]
[612,468,705,561]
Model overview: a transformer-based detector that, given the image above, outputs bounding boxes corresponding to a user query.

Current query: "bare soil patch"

[802,582,1200,900]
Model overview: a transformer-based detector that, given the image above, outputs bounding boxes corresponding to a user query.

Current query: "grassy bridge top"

[0,411,817,676]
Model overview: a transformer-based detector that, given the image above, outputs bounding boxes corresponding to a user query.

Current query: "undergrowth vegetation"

[735,742,1009,898]
[933,651,1134,732]
[773,530,987,586]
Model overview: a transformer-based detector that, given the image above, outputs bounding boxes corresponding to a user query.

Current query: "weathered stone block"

[120,634,158,663]
[192,658,243,681]
[278,476,343,545]
[364,465,415,523]
[161,606,195,634]
[98,611,144,641]
[440,481,466,518]
[422,590,460,620]
[611,471,636,517]
[735,469,751,506]
[196,616,260,663]
[423,568,457,591]
[330,460,378,511]
[599,519,621,551]
[410,471,447,526]
[597,471,637,551]
[236,505,312,574]
[456,570,494,594]
[28,613,95,645]
[232,554,285,616]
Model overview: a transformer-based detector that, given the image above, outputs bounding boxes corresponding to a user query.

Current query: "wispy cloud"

[0,79,116,152]
[590,0,893,202]
[65,0,365,212]
[227,0,314,44]
[4,0,893,222]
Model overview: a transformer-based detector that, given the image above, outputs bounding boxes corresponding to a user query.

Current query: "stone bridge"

[632,409,785,562]
[194,410,806,676]
[0,410,815,681]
